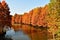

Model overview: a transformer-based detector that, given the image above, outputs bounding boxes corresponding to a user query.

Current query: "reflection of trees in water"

[0,26,13,40]
[12,24,53,40]
[18,25,48,40]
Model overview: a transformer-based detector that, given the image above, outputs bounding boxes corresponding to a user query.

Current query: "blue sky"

[0,0,50,15]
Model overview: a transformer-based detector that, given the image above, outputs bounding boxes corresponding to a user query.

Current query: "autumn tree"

[45,0,60,39]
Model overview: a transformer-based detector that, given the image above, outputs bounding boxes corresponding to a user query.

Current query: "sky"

[0,0,50,15]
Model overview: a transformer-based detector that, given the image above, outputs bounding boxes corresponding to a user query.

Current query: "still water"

[5,25,48,40]
[5,29,31,40]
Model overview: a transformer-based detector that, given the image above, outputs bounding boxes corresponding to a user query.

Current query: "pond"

[5,28,31,40]
[1,25,48,40]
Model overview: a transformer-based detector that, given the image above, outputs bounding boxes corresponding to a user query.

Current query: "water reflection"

[5,28,31,40]
[5,28,15,38]
[4,24,48,40]
[21,25,47,40]
[12,30,31,40]
[11,25,48,40]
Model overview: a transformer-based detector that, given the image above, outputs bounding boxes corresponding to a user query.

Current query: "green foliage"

[45,0,60,39]
[46,0,60,29]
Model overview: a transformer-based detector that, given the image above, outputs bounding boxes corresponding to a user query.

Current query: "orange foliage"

[12,5,48,27]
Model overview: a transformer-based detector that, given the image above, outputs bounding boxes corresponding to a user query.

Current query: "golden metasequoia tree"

[0,0,11,34]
